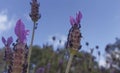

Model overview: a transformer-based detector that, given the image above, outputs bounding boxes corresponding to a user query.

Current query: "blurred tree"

[0,43,113,73]
[30,44,107,73]
[105,38,120,73]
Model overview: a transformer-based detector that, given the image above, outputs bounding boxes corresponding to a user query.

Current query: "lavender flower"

[36,67,45,73]
[11,19,29,73]
[1,36,13,73]
[29,0,41,23]
[2,36,13,64]
[27,0,41,72]
[65,11,82,73]
[67,11,82,52]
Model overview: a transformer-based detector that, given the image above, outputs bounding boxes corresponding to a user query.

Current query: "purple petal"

[15,19,25,37]
[15,19,29,43]
[76,11,82,24]
[7,36,13,46]
[70,16,75,26]
[21,31,27,42]
[25,30,30,35]
[2,37,6,45]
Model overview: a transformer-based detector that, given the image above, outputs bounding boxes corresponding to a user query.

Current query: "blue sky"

[0,0,120,66]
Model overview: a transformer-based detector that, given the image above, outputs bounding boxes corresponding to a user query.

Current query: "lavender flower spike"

[65,11,83,73]
[1,36,13,64]
[15,19,29,43]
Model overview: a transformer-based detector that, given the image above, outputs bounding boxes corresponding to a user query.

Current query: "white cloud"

[48,34,67,49]
[98,58,110,68]
[0,10,15,33]
[99,59,106,67]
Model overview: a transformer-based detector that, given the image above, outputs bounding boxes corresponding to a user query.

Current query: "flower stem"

[4,62,7,72]
[65,54,74,73]
[27,22,36,73]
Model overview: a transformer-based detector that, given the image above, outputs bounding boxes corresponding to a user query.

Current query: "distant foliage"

[105,38,120,73]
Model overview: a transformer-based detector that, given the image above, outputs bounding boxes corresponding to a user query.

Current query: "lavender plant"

[1,19,29,73]
[2,37,13,73]
[65,11,82,73]
[27,0,41,73]
[11,19,29,73]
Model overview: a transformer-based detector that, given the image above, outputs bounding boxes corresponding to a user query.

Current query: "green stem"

[27,22,36,73]
[65,54,74,73]
[4,62,7,72]
[90,56,92,73]
[32,66,36,73]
